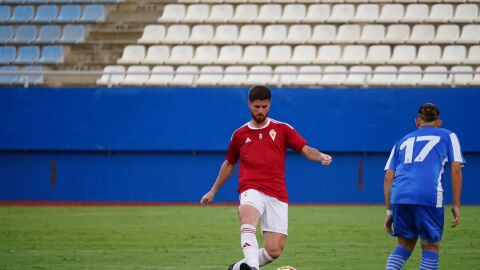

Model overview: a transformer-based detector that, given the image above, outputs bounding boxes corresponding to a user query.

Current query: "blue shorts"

[391,204,444,244]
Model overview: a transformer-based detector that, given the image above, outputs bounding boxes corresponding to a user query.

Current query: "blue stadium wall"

[1,87,479,204]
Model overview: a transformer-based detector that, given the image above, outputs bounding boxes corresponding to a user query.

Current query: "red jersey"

[226,118,307,203]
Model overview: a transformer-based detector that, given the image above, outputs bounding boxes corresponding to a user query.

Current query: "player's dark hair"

[418,103,440,122]
[248,86,271,102]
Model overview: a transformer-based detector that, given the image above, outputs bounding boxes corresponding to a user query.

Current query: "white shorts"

[239,189,288,236]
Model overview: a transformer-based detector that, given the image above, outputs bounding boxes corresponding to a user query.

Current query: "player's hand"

[451,205,460,228]
[320,153,332,166]
[384,214,393,235]
[200,190,215,207]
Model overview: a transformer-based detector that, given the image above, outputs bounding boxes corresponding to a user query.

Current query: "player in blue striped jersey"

[383,103,465,270]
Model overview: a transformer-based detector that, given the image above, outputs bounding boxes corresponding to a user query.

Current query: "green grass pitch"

[1,205,479,270]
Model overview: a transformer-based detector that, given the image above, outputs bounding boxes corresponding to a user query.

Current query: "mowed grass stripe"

[0,206,479,270]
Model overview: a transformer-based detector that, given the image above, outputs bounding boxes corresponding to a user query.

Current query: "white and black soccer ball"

[276,266,296,270]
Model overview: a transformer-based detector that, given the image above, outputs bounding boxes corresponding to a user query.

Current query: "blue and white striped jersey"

[385,127,465,207]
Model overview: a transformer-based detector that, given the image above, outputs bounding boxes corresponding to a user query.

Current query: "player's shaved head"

[249,86,271,102]
[418,103,440,122]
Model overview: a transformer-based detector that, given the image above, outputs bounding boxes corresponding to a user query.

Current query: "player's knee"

[266,246,283,259]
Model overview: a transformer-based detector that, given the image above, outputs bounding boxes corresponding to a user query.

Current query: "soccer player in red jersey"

[200,86,333,270]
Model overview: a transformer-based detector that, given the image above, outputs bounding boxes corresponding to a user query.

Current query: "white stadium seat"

[97,65,125,86]
[329,4,355,23]
[164,25,190,44]
[336,24,360,44]
[452,4,478,23]
[450,66,473,86]
[217,45,242,64]
[369,66,396,86]
[435,25,459,44]
[240,45,267,64]
[231,4,258,23]
[304,4,330,23]
[352,4,379,23]
[364,45,391,64]
[390,45,416,65]
[459,25,480,44]
[183,4,210,23]
[338,45,366,64]
[121,65,149,86]
[208,4,234,23]
[409,25,434,44]
[245,65,272,85]
[220,65,247,86]
[384,24,410,44]
[280,4,306,23]
[158,4,186,22]
[272,65,297,86]
[295,65,322,86]
[414,45,441,65]
[189,25,214,44]
[166,45,194,64]
[238,25,262,44]
[427,4,453,23]
[138,25,165,44]
[145,65,174,86]
[263,25,287,44]
[317,65,346,86]
[291,45,316,64]
[392,66,422,87]
[314,45,341,64]
[438,45,466,65]
[344,65,371,86]
[403,4,429,23]
[191,45,218,65]
[170,65,199,86]
[359,24,385,44]
[265,45,292,64]
[379,4,404,23]
[257,4,282,23]
[464,45,480,65]
[142,45,170,64]
[196,65,223,86]
[212,25,238,44]
[419,66,448,86]
[286,25,311,44]
[469,67,480,86]
[309,25,336,44]
[117,45,145,64]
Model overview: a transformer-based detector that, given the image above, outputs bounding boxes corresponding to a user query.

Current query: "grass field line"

[14,264,358,270]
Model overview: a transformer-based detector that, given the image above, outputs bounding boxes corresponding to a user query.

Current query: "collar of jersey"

[247,118,271,130]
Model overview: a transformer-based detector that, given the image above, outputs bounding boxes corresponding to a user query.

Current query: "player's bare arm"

[300,145,332,166]
[200,160,236,206]
[383,169,395,234]
[450,161,463,228]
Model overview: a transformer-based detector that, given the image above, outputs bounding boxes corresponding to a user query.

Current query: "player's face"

[249,99,270,124]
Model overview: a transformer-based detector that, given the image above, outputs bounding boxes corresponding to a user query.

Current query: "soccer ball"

[276,266,296,270]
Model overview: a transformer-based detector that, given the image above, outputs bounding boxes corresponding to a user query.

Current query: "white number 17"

[399,136,441,163]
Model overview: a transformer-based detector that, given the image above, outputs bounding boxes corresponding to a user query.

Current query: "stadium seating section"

[1,0,479,87]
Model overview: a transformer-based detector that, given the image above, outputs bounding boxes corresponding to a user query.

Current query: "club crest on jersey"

[269,129,277,141]
[259,133,263,139]
[245,137,251,144]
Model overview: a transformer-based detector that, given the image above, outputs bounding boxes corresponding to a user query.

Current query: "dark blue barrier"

[1,87,479,203]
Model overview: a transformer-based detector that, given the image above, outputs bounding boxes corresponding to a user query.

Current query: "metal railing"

[1,69,479,88]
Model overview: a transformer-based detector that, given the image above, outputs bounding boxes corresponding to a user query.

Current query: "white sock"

[240,224,259,269]
[232,248,274,270]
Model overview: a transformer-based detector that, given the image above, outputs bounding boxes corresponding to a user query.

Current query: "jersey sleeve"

[226,132,240,165]
[447,132,466,165]
[384,144,398,171]
[285,125,307,152]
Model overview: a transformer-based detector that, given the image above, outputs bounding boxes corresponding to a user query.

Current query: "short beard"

[251,111,268,124]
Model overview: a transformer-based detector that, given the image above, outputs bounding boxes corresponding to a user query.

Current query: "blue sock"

[386,246,411,270]
[419,250,439,270]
